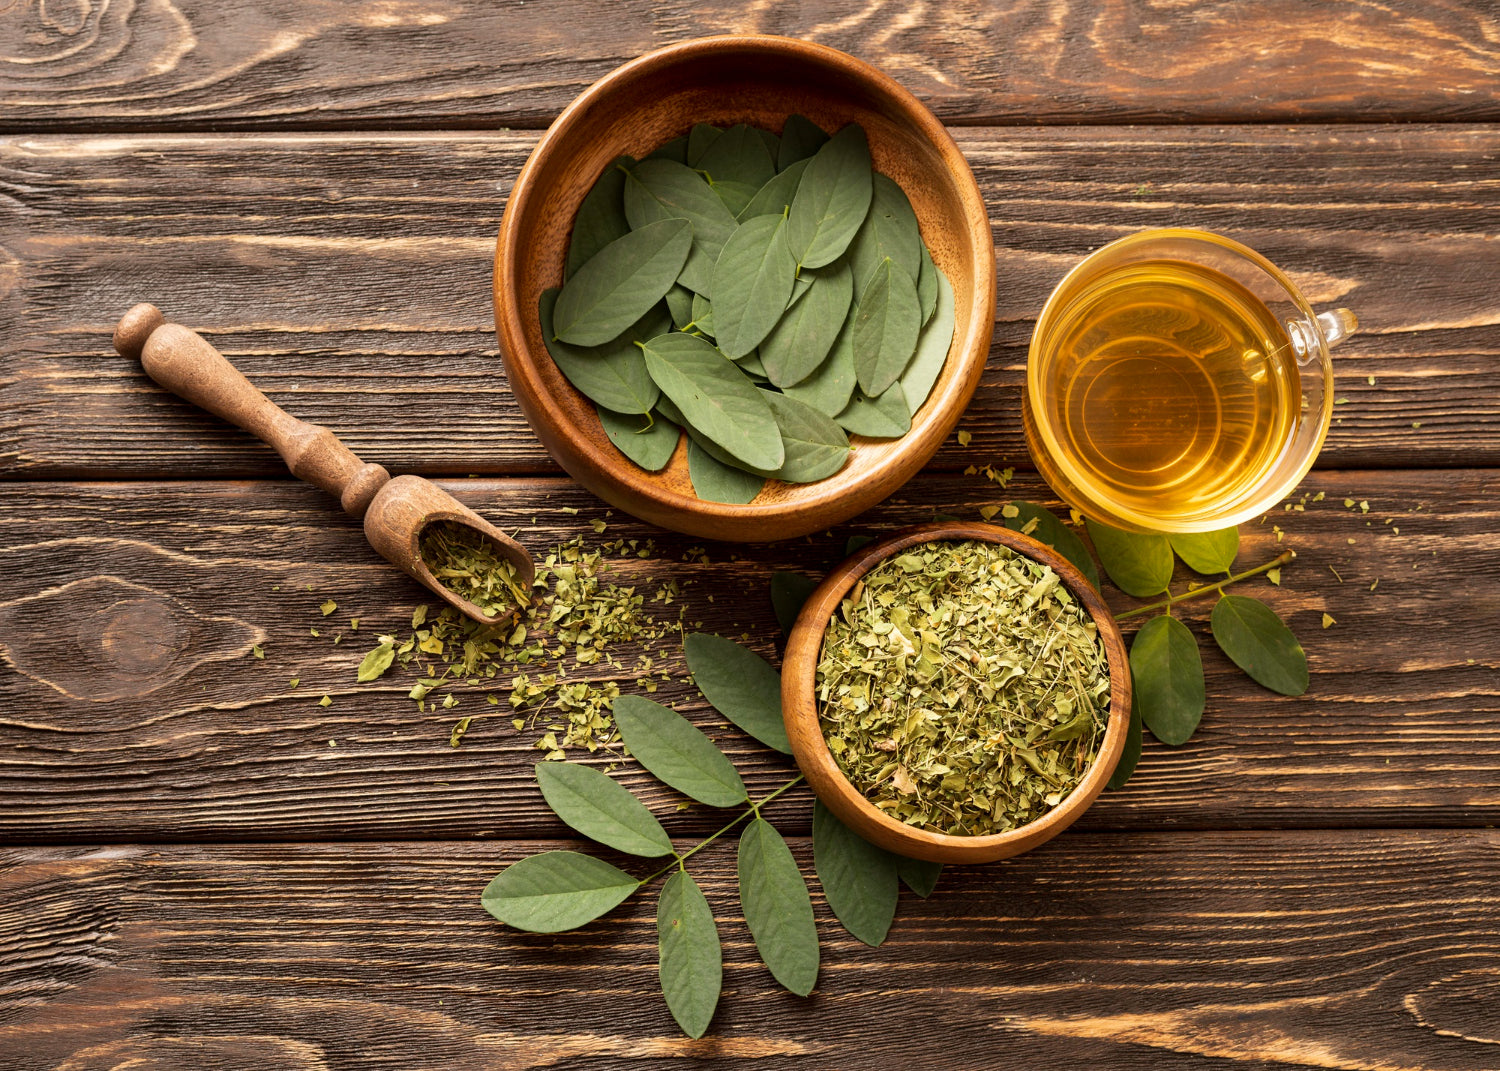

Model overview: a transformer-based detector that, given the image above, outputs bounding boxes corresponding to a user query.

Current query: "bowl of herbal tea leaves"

[781,522,1133,864]
[494,35,995,541]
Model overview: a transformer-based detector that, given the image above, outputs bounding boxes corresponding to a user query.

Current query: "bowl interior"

[496,37,995,540]
[781,522,1132,864]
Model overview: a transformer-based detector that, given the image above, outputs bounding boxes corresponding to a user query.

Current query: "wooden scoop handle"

[114,303,390,517]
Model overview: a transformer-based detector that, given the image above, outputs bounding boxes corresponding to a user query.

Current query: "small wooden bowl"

[781,523,1132,864]
[494,36,995,542]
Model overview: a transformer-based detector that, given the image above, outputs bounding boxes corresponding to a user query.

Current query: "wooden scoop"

[113,303,535,627]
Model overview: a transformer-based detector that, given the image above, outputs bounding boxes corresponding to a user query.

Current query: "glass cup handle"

[1317,308,1358,349]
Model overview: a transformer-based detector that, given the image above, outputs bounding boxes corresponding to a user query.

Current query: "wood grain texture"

[5,833,1500,1068]
[2,0,1499,130]
[3,126,1496,480]
[0,470,1493,842]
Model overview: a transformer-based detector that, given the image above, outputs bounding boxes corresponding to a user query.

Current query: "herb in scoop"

[419,521,528,619]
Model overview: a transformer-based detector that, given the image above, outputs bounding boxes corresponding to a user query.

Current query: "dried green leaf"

[836,381,911,438]
[1211,595,1309,696]
[777,114,829,170]
[356,641,395,682]
[641,332,783,471]
[848,173,922,291]
[898,261,955,412]
[1170,529,1240,575]
[479,850,638,933]
[785,123,872,269]
[534,761,675,857]
[696,123,776,189]
[1085,520,1174,597]
[598,407,679,472]
[685,633,791,755]
[657,870,722,1039]
[552,218,691,346]
[896,856,942,898]
[613,694,750,807]
[1129,615,1206,746]
[624,159,738,293]
[760,261,853,387]
[812,800,898,946]
[782,313,857,417]
[739,157,809,221]
[566,155,634,278]
[687,438,765,504]
[771,571,819,637]
[539,288,663,414]
[710,213,797,358]
[762,390,851,483]
[1003,501,1102,591]
[852,258,921,396]
[738,817,819,996]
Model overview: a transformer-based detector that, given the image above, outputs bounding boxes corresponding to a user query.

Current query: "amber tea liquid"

[1028,259,1300,529]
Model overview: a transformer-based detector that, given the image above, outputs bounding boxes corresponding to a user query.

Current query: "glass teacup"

[1022,228,1357,534]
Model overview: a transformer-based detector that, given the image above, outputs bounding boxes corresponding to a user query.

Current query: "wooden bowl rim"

[782,521,1132,864]
[493,34,996,537]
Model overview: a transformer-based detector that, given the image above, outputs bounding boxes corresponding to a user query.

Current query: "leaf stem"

[639,774,805,886]
[1115,551,1295,621]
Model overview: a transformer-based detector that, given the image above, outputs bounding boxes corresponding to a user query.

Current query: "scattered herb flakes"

[979,505,1001,522]
[288,677,300,688]
[319,695,332,707]
[251,645,264,659]
[1267,568,1281,586]
[816,540,1109,836]
[1323,613,1336,629]
[320,600,338,616]
[956,430,972,447]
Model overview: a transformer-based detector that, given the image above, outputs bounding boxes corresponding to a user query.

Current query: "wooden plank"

[0,469,1494,842]
[3,1,1500,130]
[3,126,1498,480]
[4,832,1500,1068]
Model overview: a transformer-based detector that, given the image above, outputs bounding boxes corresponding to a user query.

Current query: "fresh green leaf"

[539,288,663,414]
[812,800,898,946]
[535,762,675,857]
[848,173,922,291]
[686,438,765,503]
[760,261,853,388]
[1085,520,1174,597]
[641,332,784,470]
[710,179,758,217]
[896,856,942,898]
[898,261,954,412]
[736,349,769,379]
[647,135,689,164]
[778,114,829,170]
[566,156,634,278]
[753,125,780,160]
[657,871,722,1039]
[689,292,715,337]
[1211,595,1309,696]
[553,218,692,346]
[1003,501,1102,591]
[357,641,395,682]
[710,213,798,358]
[845,534,874,555]
[664,283,696,329]
[771,571,819,637]
[685,123,724,166]
[760,390,851,483]
[624,159,738,293]
[837,381,911,438]
[685,633,791,754]
[782,316,857,417]
[852,258,922,396]
[1129,615,1206,746]
[916,244,938,325]
[738,817,819,996]
[696,123,775,189]
[786,123,873,269]
[599,407,679,471]
[1107,700,1143,790]
[612,694,750,807]
[1170,529,1240,575]
[739,158,809,221]
[479,851,638,933]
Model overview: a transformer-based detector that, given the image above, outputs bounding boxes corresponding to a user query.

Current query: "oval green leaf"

[1211,595,1309,696]
[664,283,696,329]
[771,571,819,637]
[534,761,675,857]
[552,218,690,346]
[641,332,784,470]
[762,390,851,483]
[738,817,819,996]
[685,632,791,755]
[1170,528,1240,575]
[539,288,662,414]
[613,694,749,807]
[783,314,858,417]
[657,871,722,1040]
[479,850,638,933]
[687,438,765,504]
[1129,615,1206,746]
[711,214,798,358]
[696,123,775,189]
[786,123,872,269]
[837,381,911,438]
[1003,501,1102,591]
[686,123,724,166]
[898,262,955,412]
[566,156,634,278]
[777,114,829,170]
[739,157,809,221]
[624,159,738,294]
[896,855,942,899]
[599,407,679,472]
[711,179,758,217]
[761,261,853,388]
[646,135,688,164]
[1085,519,1174,597]
[852,258,921,396]
[848,172,922,291]
[1107,700,1144,790]
[689,292,715,337]
[812,800,898,947]
[916,244,938,325]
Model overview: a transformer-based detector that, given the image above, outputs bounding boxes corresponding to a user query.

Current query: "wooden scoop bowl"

[113,304,535,626]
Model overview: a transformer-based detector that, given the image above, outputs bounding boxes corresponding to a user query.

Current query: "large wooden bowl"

[781,523,1132,864]
[494,36,995,541]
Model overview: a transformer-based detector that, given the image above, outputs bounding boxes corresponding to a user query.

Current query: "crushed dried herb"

[419,521,530,618]
[816,539,1110,835]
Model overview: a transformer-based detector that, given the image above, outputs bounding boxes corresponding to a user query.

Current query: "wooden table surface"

[3,4,1500,1068]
